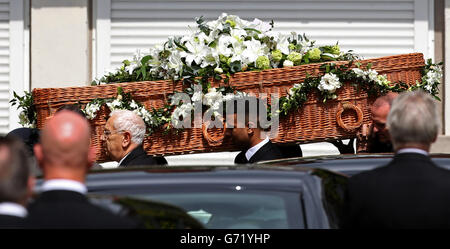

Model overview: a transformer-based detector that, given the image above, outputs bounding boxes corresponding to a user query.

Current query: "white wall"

[445,0,450,134]
[31,0,89,89]
[8,0,29,132]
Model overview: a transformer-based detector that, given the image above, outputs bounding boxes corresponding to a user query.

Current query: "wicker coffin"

[32,53,425,162]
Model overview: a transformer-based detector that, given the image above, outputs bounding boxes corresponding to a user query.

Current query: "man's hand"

[357,123,372,141]
[330,138,355,154]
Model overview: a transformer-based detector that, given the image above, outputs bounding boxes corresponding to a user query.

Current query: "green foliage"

[276,60,442,118]
[10,91,36,128]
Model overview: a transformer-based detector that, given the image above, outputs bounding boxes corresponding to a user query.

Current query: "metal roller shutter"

[0,0,10,133]
[95,0,432,73]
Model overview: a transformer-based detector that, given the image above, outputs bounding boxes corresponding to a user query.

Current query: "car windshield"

[126,190,304,229]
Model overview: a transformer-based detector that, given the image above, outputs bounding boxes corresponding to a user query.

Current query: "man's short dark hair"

[56,104,86,119]
[227,96,266,128]
[6,128,40,156]
[0,136,31,203]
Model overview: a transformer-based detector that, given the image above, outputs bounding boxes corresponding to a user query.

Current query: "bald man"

[365,92,398,153]
[331,92,398,154]
[26,111,138,228]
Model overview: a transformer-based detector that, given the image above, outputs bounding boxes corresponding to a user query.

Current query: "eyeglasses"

[101,130,124,139]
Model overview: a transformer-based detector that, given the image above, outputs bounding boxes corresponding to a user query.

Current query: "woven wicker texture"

[33,53,425,162]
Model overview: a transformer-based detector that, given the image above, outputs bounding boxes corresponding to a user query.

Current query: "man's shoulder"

[234,151,247,164]
[260,140,284,157]
[121,146,158,167]
[247,141,284,163]
[349,162,391,186]
[128,153,158,166]
[27,191,139,228]
[350,154,450,186]
[0,214,26,228]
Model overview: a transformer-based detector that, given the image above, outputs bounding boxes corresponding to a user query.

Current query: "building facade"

[4,0,449,153]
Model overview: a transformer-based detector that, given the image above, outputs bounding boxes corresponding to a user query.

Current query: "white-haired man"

[102,110,167,167]
[343,90,450,228]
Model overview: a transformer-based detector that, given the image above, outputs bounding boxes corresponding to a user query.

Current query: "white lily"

[249,18,272,33]
[125,62,139,74]
[230,29,247,42]
[225,14,248,29]
[210,35,234,64]
[230,40,247,64]
[182,38,209,66]
[167,49,183,74]
[276,34,290,55]
[130,100,139,109]
[148,45,163,70]
[242,39,269,64]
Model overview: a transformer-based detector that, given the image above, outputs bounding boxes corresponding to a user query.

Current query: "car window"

[89,195,205,229]
[128,191,304,229]
[311,169,348,228]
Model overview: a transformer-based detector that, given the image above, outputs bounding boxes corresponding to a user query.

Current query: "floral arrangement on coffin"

[278,59,443,115]
[93,13,358,84]
[11,14,443,130]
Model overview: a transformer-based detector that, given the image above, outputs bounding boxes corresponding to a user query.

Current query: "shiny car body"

[259,153,450,176]
[84,166,348,229]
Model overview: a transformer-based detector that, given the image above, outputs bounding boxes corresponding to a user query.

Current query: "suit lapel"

[119,146,145,167]
[248,141,273,163]
[234,151,248,164]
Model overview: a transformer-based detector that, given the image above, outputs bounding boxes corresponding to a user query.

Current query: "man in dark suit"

[225,96,284,164]
[0,136,34,228]
[343,90,450,229]
[27,110,138,228]
[102,110,167,167]
[331,92,398,154]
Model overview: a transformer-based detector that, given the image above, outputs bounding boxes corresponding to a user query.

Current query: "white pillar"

[31,0,89,88]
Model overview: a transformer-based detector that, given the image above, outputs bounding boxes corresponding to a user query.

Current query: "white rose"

[352,68,365,78]
[283,60,294,67]
[365,69,379,82]
[223,93,236,102]
[203,88,223,108]
[318,73,341,93]
[289,83,303,96]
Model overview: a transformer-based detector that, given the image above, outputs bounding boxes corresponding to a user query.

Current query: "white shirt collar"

[41,179,87,195]
[245,137,270,161]
[397,148,429,156]
[0,202,27,218]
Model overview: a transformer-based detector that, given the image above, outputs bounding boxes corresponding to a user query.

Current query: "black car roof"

[84,165,332,192]
[258,153,450,176]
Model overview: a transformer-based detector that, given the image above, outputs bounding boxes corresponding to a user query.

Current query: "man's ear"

[246,127,254,136]
[26,175,35,200]
[33,144,44,169]
[122,131,132,148]
[432,134,438,144]
[247,121,257,129]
